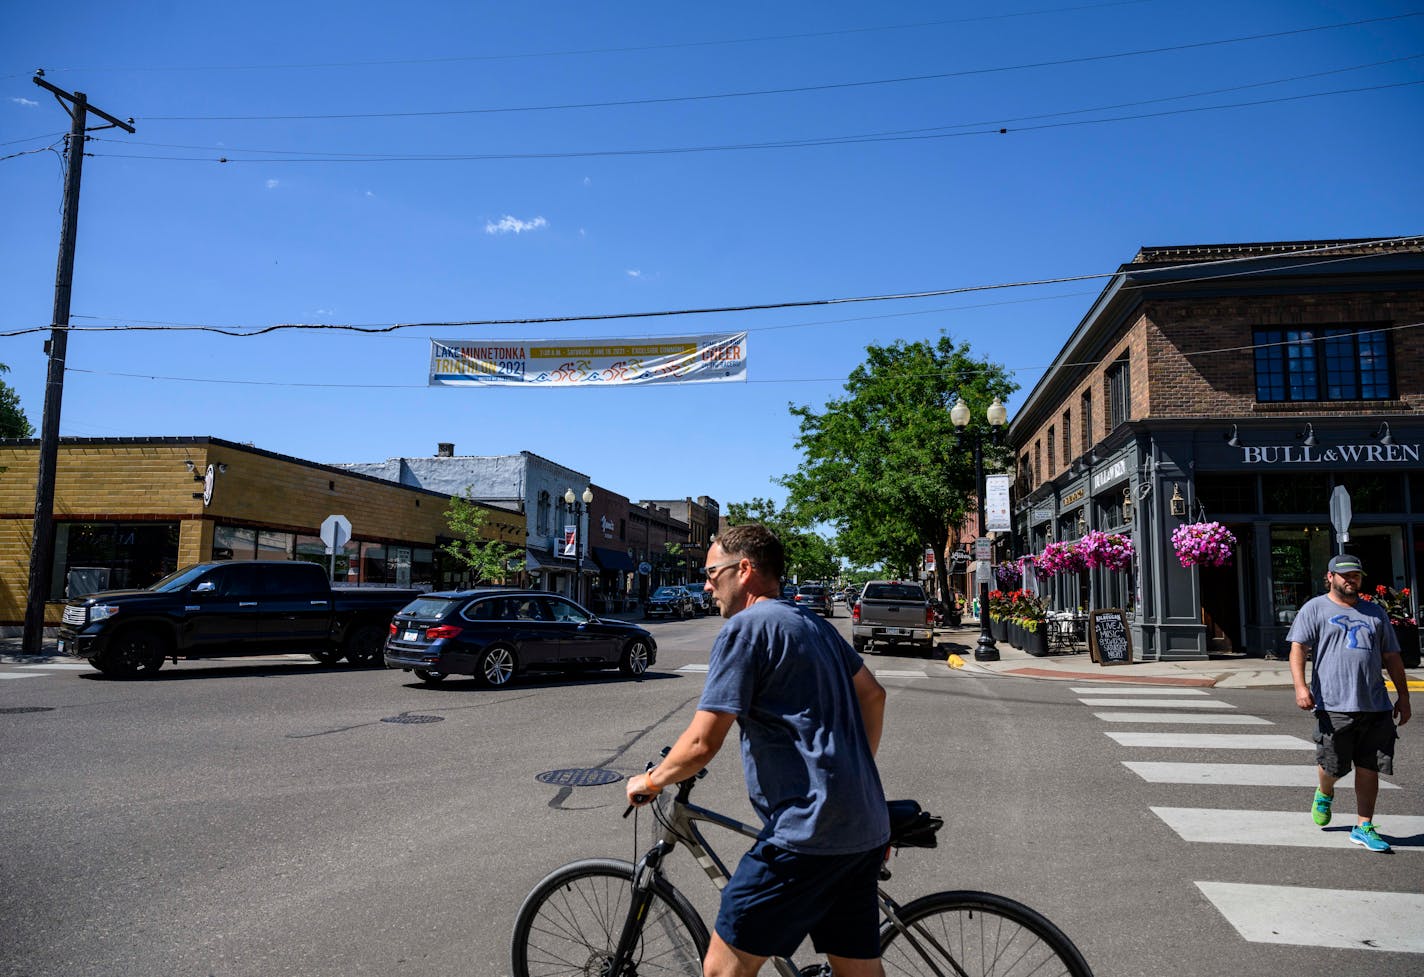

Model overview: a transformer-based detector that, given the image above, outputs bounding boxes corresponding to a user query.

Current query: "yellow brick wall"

[0,441,524,625]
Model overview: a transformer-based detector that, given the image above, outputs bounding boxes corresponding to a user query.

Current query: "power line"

[90,54,1423,161]
[136,12,1424,122]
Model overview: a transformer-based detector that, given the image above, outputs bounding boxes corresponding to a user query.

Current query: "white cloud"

[9,96,38,107]
[314,308,334,318]
[265,178,280,189]
[485,215,548,235]
[626,269,643,279]
[364,190,374,197]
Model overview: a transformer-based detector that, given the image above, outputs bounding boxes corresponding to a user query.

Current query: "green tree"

[0,364,34,439]
[723,497,843,583]
[443,491,523,585]
[779,336,1016,601]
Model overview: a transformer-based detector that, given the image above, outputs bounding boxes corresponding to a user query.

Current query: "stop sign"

[320,514,352,554]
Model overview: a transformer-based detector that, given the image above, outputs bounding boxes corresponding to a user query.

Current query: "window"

[1263,474,1330,514]
[1062,410,1072,467]
[50,521,180,598]
[1046,426,1056,477]
[1195,474,1259,515]
[1106,354,1131,430]
[1253,325,1393,402]
[1080,390,1092,452]
[536,490,551,534]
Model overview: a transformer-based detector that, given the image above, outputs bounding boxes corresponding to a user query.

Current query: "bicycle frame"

[615,779,953,977]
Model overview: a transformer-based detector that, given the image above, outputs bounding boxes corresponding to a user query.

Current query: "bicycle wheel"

[879,890,1093,977]
[511,858,709,977]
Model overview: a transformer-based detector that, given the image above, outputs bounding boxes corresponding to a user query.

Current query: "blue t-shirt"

[698,599,889,854]
[1286,594,1399,712]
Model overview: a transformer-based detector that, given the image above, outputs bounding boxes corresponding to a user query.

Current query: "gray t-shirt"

[698,599,889,854]
[1286,593,1399,712]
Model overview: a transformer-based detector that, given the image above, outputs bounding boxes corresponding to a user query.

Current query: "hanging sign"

[428,333,747,387]
[984,474,1011,532]
[562,526,577,557]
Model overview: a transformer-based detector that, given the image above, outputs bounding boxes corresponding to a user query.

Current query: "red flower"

[1376,585,1388,595]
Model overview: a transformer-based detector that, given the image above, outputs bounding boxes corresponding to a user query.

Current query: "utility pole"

[21,72,133,654]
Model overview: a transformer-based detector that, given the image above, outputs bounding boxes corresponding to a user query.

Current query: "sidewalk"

[936,620,1424,690]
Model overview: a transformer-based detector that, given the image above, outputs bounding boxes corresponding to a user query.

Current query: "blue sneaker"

[1350,822,1391,853]
[1311,789,1333,827]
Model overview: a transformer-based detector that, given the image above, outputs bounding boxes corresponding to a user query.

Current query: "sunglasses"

[701,558,744,580]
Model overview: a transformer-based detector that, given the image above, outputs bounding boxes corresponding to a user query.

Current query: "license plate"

[885,627,908,636]
[404,630,418,641]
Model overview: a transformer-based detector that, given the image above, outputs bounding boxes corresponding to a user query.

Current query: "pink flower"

[1171,521,1236,568]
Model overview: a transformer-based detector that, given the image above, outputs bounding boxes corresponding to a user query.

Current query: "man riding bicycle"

[627,524,890,977]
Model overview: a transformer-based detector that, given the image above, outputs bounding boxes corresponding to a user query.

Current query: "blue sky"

[3,1,1422,512]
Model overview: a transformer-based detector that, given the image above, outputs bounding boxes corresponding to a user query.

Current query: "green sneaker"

[1312,789,1333,827]
[1350,822,1391,853]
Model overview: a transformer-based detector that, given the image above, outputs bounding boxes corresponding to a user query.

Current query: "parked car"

[58,560,420,677]
[852,580,933,653]
[794,584,834,617]
[781,584,798,602]
[682,584,714,615]
[384,589,656,686]
[644,586,698,620]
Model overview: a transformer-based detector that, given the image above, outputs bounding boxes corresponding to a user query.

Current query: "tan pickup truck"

[851,580,934,654]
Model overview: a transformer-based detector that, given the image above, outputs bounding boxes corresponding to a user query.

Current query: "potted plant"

[1362,584,1419,668]
[1014,590,1050,656]
[1170,521,1237,568]
[1080,530,1134,572]
[1037,540,1087,577]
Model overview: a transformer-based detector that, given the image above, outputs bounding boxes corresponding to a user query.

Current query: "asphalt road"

[1,610,1418,977]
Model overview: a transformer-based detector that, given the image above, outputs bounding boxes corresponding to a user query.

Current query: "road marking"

[1196,882,1424,953]
[874,669,929,679]
[1079,697,1235,709]
[17,662,95,670]
[1105,731,1312,749]
[1094,711,1270,725]
[677,664,708,673]
[0,672,45,680]
[1070,686,1209,695]
[1154,807,1423,851]
[1123,761,1398,788]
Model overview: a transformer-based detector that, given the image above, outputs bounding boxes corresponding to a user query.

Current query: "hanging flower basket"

[1170,521,1237,568]
[1037,540,1088,577]
[994,562,1022,589]
[1080,530,1134,572]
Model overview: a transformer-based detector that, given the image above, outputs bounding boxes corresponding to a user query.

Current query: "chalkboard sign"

[1089,609,1133,666]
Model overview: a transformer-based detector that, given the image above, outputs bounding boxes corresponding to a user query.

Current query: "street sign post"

[1329,486,1352,547]
[320,514,352,581]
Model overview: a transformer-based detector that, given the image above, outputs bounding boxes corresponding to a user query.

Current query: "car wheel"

[96,625,168,678]
[343,624,386,666]
[619,639,652,678]
[853,637,869,654]
[311,646,345,665]
[414,668,447,684]
[475,645,518,687]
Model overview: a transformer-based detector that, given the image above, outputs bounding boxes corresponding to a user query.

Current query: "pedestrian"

[1287,554,1411,853]
[626,524,890,977]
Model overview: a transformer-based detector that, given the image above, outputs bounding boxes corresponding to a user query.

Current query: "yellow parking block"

[946,654,966,669]
[1406,679,1424,692]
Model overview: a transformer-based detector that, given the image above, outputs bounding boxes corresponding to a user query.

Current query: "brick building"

[1008,238,1424,660]
[640,495,720,586]
[0,437,525,628]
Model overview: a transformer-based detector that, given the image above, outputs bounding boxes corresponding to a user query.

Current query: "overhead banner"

[984,474,1012,532]
[428,333,747,387]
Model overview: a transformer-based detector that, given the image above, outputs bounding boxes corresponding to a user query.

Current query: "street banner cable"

[428,332,747,387]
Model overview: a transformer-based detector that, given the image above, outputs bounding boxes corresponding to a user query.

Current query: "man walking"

[626,524,890,977]
[1288,555,1411,852]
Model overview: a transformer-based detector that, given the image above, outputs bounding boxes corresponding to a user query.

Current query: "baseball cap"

[1327,555,1365,576]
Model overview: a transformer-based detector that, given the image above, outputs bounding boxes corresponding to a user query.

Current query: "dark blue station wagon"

[385,589,657,686]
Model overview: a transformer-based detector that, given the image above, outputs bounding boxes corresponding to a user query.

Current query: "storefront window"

[1195,474,1258,515]
[1263,474,1331,515]
[256,530,294,560]
[50,522,180,598]
[213,525,257,560]
[294,534,356,582]
[1270,525,1331,624]
[1333,472,1404,513]
[361,542,388,584]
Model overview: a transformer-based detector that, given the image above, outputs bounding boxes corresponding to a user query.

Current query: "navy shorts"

[715,839,886,961]
[1314,710,1396,777]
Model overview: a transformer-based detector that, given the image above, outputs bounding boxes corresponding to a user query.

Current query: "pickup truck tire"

[414,668,447,684]
[98,625,169,678]
[619,639,652,678]
[310,647,345,665]
[476,645,518,687]
[853,637,869,654]
[343,624,386,667]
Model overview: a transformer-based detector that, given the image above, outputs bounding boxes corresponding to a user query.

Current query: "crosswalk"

[1071,684,1422,955]
[0,661,95,679]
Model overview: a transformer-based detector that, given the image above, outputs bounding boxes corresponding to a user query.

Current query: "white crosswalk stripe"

[873,669,930,679]
[1094,711,1270,725]
[0,672,45,680]
[1104,731,1312,749]
[1070,686,1209,695]
[1153,807,1424,851]
[1196,882,1424,954]
[1079,697,1235,709]
[677,664,708,673]
[17,662,95,670]
[1123,761,1399,789]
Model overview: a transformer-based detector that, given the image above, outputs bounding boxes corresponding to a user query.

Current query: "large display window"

[49,521,180,598]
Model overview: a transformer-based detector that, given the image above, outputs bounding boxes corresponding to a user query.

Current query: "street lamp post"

[951,395,1008,662]
[564,486,594,606]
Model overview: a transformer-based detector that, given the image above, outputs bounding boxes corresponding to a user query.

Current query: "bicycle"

[511,755,1094,977]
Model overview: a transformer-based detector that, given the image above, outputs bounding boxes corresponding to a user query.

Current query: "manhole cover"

[380,714,445,725]
[0,707,55,715]
[535,768,623,788]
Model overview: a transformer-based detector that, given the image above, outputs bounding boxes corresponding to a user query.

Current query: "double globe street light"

[564,486,594,607]
[950,395,1008,662]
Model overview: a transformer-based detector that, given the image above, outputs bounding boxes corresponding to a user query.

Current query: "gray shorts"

[1314,711,1396,777]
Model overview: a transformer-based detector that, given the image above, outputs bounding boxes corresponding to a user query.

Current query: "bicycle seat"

[886,799,942,848]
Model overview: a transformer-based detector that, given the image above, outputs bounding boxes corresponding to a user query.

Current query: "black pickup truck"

[58,560,421,677]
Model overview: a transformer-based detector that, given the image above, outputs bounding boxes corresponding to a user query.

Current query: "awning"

[525,549,598,574]
[591,547,636,572]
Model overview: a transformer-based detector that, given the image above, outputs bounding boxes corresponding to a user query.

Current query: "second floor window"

[536,490,551,534]
[1062,410,1072,467]
[1106,354,1131,430]
[1046,426,1056,478]
[1253,325,1392,402]
[1080,389,1092,452]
